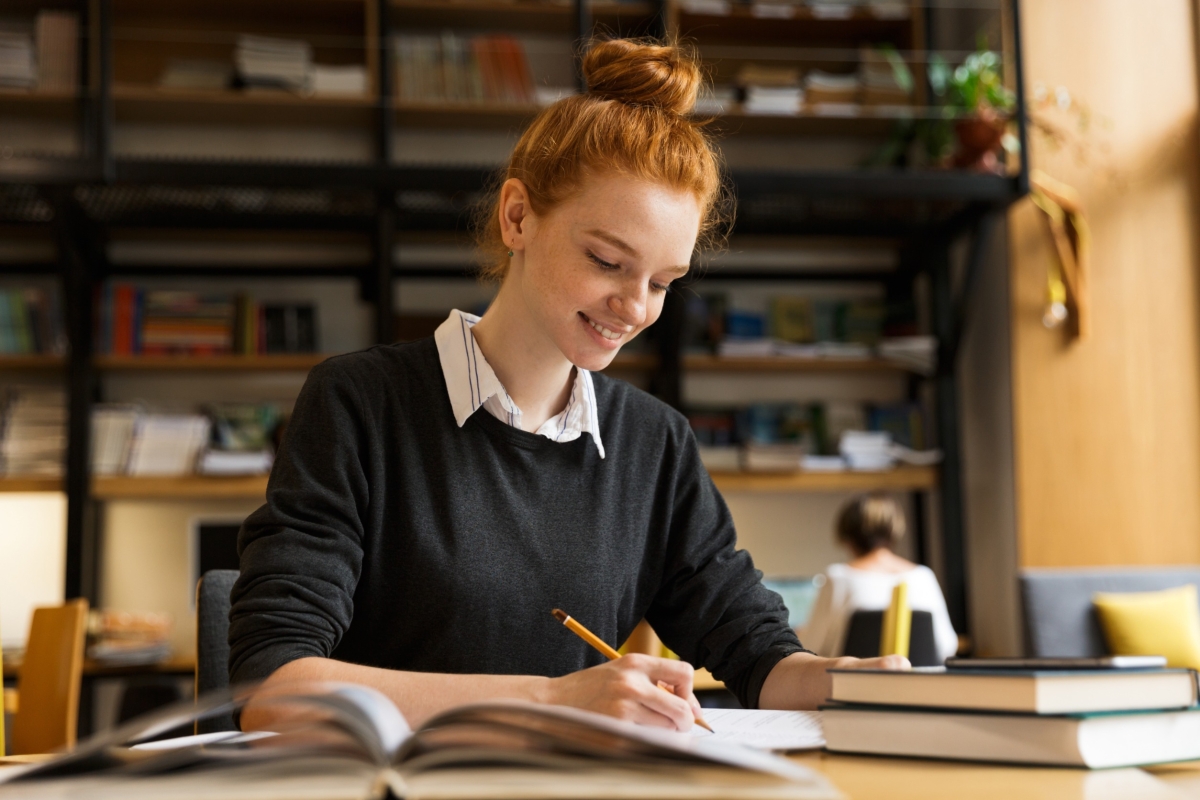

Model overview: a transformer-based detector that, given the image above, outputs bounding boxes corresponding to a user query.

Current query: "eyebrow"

[585,229,691,275]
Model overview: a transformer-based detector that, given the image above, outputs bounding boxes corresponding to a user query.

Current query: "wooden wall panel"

[1010,0,1200,566]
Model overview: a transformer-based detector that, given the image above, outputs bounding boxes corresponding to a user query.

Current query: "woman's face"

[509,173,701,372]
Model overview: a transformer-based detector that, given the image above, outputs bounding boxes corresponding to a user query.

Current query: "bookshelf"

[0,0,1029,643]
[683,356,913,374]
[709,466,936,493]
[0,477,62,493]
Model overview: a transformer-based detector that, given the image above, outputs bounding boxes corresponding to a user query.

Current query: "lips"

[580,312,627,341]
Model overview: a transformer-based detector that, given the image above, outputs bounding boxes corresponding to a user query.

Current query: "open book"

[0,684,838,800]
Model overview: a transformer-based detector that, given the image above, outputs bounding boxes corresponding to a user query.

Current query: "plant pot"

[952,109,1008,171]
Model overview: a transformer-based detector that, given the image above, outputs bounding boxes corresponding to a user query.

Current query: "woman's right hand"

[539,654,702,732]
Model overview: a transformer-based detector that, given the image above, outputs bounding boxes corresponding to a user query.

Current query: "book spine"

[0,289,13,354]
[9,291,31,354]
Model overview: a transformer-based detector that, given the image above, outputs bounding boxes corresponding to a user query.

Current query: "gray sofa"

[1020,567,1200,657]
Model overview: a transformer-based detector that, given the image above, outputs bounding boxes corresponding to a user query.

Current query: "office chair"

[842,609,941,666]
[195,569,240,734]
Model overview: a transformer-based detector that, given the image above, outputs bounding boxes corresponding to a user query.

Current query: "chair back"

[195,569,239,734]
[10,599,88,755]
[1020,567,1200,657]
[843,609,941,666]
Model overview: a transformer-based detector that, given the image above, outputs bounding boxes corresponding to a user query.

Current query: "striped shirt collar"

[433,309,605,459]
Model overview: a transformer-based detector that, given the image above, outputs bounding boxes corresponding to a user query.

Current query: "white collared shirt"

[433,309,605,458]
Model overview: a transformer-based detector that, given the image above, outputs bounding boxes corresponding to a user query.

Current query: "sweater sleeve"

[645,423,811,709]
[228,359,374,686]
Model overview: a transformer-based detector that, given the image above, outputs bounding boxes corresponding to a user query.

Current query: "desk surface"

[2,655,195,680]
[1,750,1198,798]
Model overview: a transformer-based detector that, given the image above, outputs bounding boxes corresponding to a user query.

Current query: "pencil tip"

[551,609,568,623]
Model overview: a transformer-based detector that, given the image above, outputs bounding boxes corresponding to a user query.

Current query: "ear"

[498,178,531,254]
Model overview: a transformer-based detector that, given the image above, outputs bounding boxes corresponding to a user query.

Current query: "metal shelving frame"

[0,0,1029,641]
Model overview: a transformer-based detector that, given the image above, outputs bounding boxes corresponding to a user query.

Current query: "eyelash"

[587,251,671,294]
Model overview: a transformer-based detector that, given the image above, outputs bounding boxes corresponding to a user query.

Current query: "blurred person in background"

[801,494,957,663]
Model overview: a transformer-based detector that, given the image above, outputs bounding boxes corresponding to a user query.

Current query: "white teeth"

[586,316,622,341]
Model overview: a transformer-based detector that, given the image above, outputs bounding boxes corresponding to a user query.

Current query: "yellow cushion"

[1092,585,1200,670]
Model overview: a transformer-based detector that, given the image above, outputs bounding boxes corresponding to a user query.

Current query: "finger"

[633,677,695,732]
[657,680,704,717]
[621,654,696,695]
[855,655,911,670]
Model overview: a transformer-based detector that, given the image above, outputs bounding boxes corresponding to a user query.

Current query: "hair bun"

[583,39,701,117]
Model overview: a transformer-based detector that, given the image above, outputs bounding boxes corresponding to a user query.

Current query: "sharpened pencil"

[552,608,715,733]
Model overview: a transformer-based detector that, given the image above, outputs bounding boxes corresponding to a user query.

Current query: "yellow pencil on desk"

[551,608,715,733]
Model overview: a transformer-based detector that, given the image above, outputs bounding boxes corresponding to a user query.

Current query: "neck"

[848,547,915,574]
[470,279,576,433]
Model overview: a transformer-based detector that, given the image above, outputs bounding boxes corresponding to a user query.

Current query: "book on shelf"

[6,686,839,800]
[98,286,319,357]
[0,22,36,89]
[0,287,66,355]
[125,414,211,477]
[394,32,548,106]
[34,10,77,92]
[91,405,139,476]
[235,34,312,93]
[0,386,66,477]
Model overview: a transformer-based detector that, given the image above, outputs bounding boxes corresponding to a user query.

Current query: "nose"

[608,279,649,328]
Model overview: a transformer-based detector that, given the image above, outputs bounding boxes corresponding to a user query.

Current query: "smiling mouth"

[580,312,625,341]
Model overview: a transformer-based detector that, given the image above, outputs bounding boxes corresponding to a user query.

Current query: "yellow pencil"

[552,609,714,733]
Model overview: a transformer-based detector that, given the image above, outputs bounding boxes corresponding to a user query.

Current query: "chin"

[571,349,619,373]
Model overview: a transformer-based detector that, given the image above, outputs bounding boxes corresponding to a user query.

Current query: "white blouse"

[433,309,605,458]
[800,563,958,662]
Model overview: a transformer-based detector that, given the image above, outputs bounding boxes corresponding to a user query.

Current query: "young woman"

[801,495,958,663]
[230,38,906,733]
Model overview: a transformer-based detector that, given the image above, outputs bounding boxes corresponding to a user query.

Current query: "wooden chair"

[8,599,88,755]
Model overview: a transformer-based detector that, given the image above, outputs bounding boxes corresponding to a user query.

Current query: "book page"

[693,710,824,751]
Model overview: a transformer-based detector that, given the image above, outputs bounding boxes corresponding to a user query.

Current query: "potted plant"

[930,48,1016,171]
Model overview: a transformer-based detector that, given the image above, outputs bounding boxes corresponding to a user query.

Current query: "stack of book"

[235,34,312,93]
[393,33,537,105]
[0,386,66,477]
[803,70,860,110]
[34,10,78,92]
[737,64,803,116]
[688,401,930,474]
[823,661,1200,767]
[125,414,211,476]
[86,610,171,666]
[0,23,36,89]
[90,404,140,476]
[0,287,66,354]
[98,286,319,356]
[859,45,912,109]
[199,402,280,476]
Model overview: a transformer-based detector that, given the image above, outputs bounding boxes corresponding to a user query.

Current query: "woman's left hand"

[759,652,910,710]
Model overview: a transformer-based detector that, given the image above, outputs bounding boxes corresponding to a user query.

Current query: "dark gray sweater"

[229,337,806,708]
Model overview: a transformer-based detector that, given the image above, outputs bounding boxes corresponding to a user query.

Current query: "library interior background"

[2,0,1200,736]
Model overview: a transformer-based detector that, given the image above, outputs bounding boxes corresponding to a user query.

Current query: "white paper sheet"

[693,710,825,751]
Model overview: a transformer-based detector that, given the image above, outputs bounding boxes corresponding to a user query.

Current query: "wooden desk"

[1,749,1197,797]
[2,655,195,680]
[790,751,1197,799]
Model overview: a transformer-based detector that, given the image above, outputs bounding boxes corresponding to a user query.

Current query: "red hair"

[476,38,730,280]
